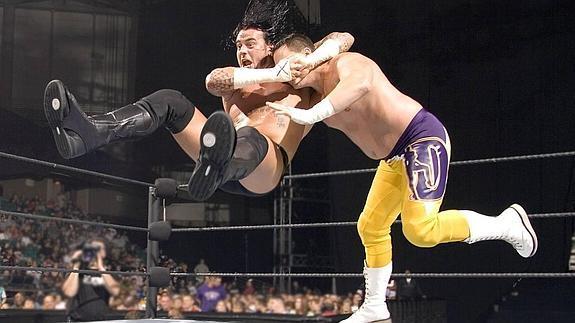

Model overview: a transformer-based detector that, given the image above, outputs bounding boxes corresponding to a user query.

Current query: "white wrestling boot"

[463,204,538,257]
[340,262,392,323]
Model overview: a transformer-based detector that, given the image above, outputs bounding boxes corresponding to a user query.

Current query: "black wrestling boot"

[187,111,237,201]
[44,80,156,159]
[187,115,270,201]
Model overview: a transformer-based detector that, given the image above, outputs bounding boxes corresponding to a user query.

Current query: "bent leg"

[399,136,537,257]
[402,199,470,247]
[399,136,470,247]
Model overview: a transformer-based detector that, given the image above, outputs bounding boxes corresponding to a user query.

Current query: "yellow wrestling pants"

[357,110,471,268]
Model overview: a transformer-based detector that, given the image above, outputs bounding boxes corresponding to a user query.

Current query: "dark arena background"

[0,1,574,323]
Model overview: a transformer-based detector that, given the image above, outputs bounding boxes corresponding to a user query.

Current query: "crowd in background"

[0,188,423,317]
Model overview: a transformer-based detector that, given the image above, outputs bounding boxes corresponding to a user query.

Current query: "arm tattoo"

[314,32,354,53]
[206,68,234,95]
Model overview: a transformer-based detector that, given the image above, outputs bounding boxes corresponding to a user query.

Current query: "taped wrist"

[306,98,336,124]
[306,39,340,68]
[233,60,292,89]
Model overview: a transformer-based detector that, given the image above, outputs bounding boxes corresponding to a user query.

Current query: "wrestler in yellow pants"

[357,135,471,268]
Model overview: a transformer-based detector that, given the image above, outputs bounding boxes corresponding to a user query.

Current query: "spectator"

[215,299,228,313]
[243,278,255,295]
[0,286,6,307]
[172,294,183,313]
[54,294,67,310]
[42,294,57,310]
[13,292,25,308]
[231,300,245,313]
[351,291,362,312]
[193,259,209,285]
[267,296,287,314]
[168,308,184,319]
[159,291,173,312]
[386,279,397,300]
[23,298,36,309]
[197,276,227,312]
[293,295,308,315]
[320,299,337,317]
[340,299,352,314]
[182,294,201,312]
[61,239,120,321]
[306,297,321,316]
[396,269,426,301]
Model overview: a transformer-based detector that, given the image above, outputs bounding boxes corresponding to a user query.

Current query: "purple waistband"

[384,109,447,160]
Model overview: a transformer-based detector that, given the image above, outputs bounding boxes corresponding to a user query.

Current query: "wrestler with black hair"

[43,0,352,201]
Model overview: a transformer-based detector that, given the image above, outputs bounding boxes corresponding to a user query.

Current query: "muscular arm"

[205,67,235,97]
[314,32,355,56]
[267,53,373,125]
[323,54,373,113]
[288,32,355,83]
[205,63,292,97]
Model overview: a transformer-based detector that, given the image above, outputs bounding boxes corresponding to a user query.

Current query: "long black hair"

[231,0,307,47]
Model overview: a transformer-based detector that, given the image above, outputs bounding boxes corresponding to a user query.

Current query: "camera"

[80,242,101,267]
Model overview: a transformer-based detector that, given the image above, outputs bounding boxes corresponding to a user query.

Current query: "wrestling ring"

[0,150,574,323]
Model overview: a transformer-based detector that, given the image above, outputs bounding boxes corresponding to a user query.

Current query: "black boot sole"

[187,111,236,201]
[43,80,82,159]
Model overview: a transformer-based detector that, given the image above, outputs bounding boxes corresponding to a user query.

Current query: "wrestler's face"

[236,28,274,69]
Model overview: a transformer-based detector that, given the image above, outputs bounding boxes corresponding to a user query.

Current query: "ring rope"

[2,266,572,279]
[172,212,575,232]
[170,272,575,279]
[0,265,147,277]
[0,151,154,188]
[284,150,575,180]
[0,209,148,232]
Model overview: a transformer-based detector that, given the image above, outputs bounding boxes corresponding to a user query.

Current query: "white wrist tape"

[306,39,340,68]
[233,60,292,89]
[309,98,336,123]
[288,98,335,125]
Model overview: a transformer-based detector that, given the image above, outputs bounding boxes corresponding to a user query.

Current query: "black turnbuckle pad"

[148,221,172,241]
[149,266,170,287]
[154,178,178,199]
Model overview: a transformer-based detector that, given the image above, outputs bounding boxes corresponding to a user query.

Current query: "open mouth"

[241,59,253,68]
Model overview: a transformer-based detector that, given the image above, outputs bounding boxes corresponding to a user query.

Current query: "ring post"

[145,185,162,318]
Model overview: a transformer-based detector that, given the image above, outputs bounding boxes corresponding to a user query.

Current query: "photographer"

[61,239,120,321]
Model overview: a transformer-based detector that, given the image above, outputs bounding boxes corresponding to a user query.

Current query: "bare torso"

[223,83,311,161]
[311,53,423,159]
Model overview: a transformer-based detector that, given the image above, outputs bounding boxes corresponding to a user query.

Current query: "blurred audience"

[0,191,414,317]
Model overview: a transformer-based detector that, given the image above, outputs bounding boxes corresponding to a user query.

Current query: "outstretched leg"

[44,80,196,159]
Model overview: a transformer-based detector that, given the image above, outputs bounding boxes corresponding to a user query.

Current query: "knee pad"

[139,89,195,133]
[224,126,270,181]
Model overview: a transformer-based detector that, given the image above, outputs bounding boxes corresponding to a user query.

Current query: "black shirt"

[67,274,111,322]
